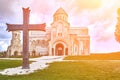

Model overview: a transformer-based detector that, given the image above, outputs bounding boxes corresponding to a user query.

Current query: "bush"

[0,51,7,58]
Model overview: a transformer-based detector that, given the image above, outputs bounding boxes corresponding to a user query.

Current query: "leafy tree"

[115,8,120,43]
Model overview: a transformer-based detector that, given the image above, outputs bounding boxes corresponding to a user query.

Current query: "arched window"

[57,23,63,36]
[58,23,62,33]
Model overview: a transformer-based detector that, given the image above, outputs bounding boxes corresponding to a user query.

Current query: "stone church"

[7,7,90,56]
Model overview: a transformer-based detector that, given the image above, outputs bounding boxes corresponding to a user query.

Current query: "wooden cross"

[6,7,46,69]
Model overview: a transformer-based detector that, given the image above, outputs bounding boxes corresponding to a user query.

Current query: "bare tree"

[115,8,120,43]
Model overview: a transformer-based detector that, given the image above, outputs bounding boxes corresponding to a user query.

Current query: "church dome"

[53,7,68,22]
[54,7,68,16]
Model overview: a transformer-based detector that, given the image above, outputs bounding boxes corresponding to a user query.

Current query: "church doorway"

[14,51,18,56]
[55,43,64,56]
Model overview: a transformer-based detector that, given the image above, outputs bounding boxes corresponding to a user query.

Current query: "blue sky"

[0,0,120,53]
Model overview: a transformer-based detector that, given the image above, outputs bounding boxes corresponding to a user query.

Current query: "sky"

[0,0,120,53]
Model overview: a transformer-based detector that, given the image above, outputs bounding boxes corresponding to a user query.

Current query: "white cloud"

[0,40,10,51]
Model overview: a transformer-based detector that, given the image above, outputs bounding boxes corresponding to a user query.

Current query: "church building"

[7,8,90,56]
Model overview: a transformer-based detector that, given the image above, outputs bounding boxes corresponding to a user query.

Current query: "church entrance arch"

[52,41,68,56]
[14,51,18,56]
[55,43,64,56]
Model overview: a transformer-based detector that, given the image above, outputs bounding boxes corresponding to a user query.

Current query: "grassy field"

[0,60,120,80]
[9,56,42,58]
[0,60,22,70]
[64,52,120,60]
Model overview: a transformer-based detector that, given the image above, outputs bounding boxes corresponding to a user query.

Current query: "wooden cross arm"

[6,23,23,32]
[28,23,46,31]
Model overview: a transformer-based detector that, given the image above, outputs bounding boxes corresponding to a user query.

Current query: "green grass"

[9,55,42,58]
[65,52,120,60]
[0,60,22,70]
[0,61,120,80]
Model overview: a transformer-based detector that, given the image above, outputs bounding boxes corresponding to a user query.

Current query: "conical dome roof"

[54,7,68,16]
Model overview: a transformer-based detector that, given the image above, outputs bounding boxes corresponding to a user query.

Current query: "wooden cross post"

[6,7,46,69]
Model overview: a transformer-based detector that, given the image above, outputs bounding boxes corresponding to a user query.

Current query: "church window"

[57,16,59,20]
[58,23,62,32]
[63,16,64,20]
[15,34,17,37]
[57,23,63,36]
[60,16,61,20]
[58,33,62,36]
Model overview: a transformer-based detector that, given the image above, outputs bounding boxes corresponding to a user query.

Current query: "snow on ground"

[0,56,65,76]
